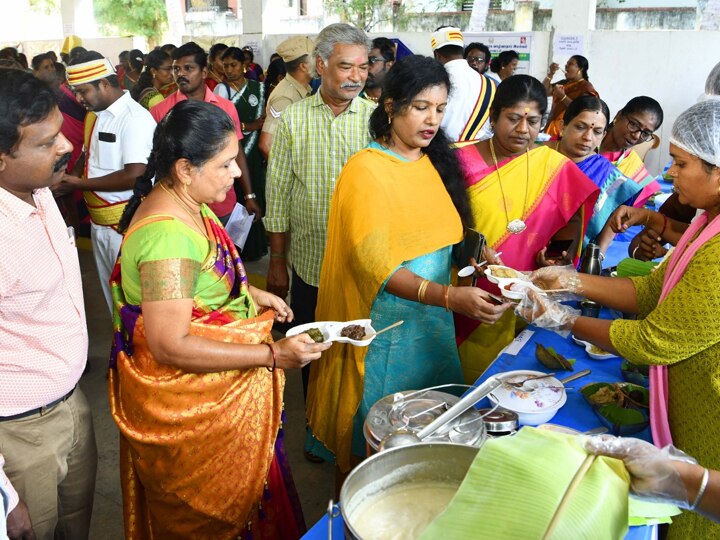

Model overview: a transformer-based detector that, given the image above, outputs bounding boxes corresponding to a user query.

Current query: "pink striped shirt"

[0,187,87,416]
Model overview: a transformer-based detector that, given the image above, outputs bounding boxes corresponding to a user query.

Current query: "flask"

[579,243,602,317]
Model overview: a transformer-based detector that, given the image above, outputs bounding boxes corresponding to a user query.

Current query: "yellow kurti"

[610,235,720,540]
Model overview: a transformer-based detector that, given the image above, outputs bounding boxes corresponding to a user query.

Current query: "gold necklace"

[489,137,529,234]
[159,183,206,237]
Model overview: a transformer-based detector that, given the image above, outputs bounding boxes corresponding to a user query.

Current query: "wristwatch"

[244,193,257,200]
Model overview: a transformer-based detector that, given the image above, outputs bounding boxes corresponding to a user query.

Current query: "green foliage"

[94,0,168,46]
[29,0,58,15]
[323,0,403,31]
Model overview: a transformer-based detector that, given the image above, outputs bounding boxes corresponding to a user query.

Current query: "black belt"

[0,386,76,422]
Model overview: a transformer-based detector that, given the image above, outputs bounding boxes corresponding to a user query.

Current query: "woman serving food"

[520,99,720,540]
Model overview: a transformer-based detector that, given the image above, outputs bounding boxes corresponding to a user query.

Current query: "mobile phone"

[486,293,505,306]
[545,238,573,259]
[455,228,486,286]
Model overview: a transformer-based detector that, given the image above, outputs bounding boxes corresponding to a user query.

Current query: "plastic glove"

[529,265,584,295]
[514,289,579,337]
[584,435,695,508]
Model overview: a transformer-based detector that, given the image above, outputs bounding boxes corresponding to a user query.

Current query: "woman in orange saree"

[108,101,329,539]
[454,75,599,382]
[543,55,599,139]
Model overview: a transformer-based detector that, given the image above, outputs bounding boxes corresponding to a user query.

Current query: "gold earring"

[184,182,191,195]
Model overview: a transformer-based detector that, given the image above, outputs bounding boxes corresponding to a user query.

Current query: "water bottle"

[579,243,602,317]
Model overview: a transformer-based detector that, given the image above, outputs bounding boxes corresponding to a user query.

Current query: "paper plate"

[489,370,567,414]
[286,319,377,347]
[572,336,618,360]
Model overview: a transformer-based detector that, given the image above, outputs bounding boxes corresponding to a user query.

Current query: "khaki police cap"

[276,36,314,63]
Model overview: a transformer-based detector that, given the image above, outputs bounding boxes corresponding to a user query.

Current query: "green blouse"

[610,234,720,539]
[121,214,255,319]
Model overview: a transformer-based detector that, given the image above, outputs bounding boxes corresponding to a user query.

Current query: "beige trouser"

[0,388,97,540]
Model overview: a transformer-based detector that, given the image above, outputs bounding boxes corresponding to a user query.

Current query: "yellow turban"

[61,35,83,55]
[66,58,116,86]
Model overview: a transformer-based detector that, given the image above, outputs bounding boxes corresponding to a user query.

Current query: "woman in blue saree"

[550,95,643,251]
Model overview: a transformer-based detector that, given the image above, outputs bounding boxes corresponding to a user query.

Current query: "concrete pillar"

[242,0,265,34]
[60,0,97,38]
[514,0,535,32]
[549,0,596,64]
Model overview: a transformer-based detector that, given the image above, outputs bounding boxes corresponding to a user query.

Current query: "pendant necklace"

[489,137,529,234]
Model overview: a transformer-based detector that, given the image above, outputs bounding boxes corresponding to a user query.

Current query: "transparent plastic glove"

[529,265,584,296]
[515,289,580,337]
[584,435,696,508]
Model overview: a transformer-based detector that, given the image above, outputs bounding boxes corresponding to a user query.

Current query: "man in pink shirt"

[0,70,97,539]
[150,41,261,224]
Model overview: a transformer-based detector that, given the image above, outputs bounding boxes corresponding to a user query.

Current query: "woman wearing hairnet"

[518,99,720,539]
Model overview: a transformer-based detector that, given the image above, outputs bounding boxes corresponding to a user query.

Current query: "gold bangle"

[644,210,651,227]
[417,279,430,304]
[444,285,451,311]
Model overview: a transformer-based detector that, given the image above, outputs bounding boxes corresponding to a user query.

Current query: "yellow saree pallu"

[306,149,464,472]
[455,145,599,382]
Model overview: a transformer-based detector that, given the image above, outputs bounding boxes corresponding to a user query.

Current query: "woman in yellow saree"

[305,56,512,475]
[109,101,330,539]
[454,75,600,382]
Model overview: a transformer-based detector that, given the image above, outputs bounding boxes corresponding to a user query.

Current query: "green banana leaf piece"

[536,343,575,371]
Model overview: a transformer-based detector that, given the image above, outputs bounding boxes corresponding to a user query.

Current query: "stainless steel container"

[363,389,487,453]
[330,443,479,540]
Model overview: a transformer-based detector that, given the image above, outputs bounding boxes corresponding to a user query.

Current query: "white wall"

[587,30,720,174]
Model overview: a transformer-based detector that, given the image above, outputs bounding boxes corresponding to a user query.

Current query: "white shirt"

[441,59,487,142]
[86,91,155,203]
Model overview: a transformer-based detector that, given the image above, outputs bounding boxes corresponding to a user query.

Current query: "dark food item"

[303,328,325,343]
[535,343,574,371]
[340,324,367,340]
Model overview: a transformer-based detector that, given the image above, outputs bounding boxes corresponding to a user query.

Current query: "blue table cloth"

[303,323,656,540]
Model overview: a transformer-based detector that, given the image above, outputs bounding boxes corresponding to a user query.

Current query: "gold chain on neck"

[489,137,530,231]
[159,183,206,237]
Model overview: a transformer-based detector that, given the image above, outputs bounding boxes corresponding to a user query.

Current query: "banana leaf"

[536,343,575,371]
[419,428,630,540]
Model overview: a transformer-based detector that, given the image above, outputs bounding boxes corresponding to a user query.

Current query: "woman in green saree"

[215,46,268,261]
[110,101,329,539]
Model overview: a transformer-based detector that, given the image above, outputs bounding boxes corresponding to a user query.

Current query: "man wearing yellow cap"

[61,51,156,314]
[431,26,495,142]
[258,36,314,160]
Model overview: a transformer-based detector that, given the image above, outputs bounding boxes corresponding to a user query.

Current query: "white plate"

[286,319,377,347]
[489,370,567,414]
[484,265,529,285]
[571,336,618,359]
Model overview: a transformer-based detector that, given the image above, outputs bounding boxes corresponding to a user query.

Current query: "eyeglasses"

[625,116,655,142]
[467,55,486,63]
[368,56,386,64]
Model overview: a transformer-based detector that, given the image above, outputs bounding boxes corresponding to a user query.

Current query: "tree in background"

[324,0,407,31]
[94,0,168,48]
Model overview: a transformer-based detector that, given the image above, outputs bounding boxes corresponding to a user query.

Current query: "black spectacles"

[467,55,486,63]
[369,56,385,64]
[625,116,655,142]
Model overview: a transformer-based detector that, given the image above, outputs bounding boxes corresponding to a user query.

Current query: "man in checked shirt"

[264,23,375,407]
[0,70,97,539]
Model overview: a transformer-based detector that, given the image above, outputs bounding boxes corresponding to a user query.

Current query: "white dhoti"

[90,223,123,314]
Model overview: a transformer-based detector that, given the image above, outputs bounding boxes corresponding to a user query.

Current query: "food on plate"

[490,265,522,279]
[581,382,650,435]
[340,324,367,340]
[303,327,325,343]
[535,343,574,371]
[588,344,611,356]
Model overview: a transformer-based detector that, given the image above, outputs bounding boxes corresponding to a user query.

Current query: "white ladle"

[457,251,504,278]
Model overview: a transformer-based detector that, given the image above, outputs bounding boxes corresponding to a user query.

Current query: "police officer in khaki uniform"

[258,36,314,160]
